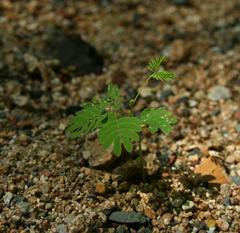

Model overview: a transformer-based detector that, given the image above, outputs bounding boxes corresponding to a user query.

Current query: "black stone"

[45,32,104,76]
[29,89,44,99]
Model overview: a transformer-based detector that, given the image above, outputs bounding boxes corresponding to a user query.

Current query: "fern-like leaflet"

[140,107,177,134]
[103,84,122,111]
[147,56,166,73]
[148,56,176,82]
[150,71,176,82]
[99,113,141,156]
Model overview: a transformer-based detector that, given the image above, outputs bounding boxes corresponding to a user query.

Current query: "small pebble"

[3,192,13,206]
[233,110,240,122]
[16,201,31,214]
[207,85,231,101]
[140,87,152,98]
[56,224,68,233]
[207,219,216,233]
[18,133,31,146]
[231,176,240,185]
[144,207,156,219]
[12,95,29,107]
[172,198,184,208]
[226,151,240,163]
[162,213,173,225]
[182,201,195,210]
[223,197,230,206]
[216,218,229,231]
[45,203,52,210]
[64,214,76,224]
[235,123,240,133]
[189,100,198,107]
[188,154,199,162]
[95,182,106,194]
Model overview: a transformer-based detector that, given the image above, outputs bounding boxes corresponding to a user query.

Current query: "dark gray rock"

[223,197,230,206]
[235,123,240,133]
[16,201,32,214]
[109,211,148,224]
[170,0,189,6]
[231,176,240,185]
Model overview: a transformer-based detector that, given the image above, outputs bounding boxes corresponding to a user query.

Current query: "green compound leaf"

[140,107,177,134]
[99,113,141,156]
[148,56,166,73]
[66,84,123,139]
[66,105,107,139]
[150,70,176,82]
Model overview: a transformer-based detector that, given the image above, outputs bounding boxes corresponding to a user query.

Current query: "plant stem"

[129,75,151,181]
[138,134,145,182]
[129,76,151,107]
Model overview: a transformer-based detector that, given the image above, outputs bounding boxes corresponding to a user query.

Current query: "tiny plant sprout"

[66,56,177,178]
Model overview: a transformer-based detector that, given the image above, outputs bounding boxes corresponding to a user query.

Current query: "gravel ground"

[0,0,239,232]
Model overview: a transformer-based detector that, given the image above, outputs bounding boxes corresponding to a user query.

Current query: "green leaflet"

[106,84,120,101]
[150,71,176,82]
[140,107,177,134]
[92,84,122,111]
[104,84,122,110]
[147,56,166,73]
[66,105,107,138]
[99,113,141,156]
[148,56,176,82]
